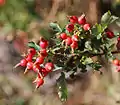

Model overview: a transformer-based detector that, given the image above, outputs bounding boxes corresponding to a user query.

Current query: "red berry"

[26,54,33,62]
[27,62,33,70]
[60,33,68,40]
[20,59,27,67]
[78,14,86,25]
[40,49,48,57]
[71,41,78,49]
[66,24,74,32]
[36,78,44,88]
[33,76,44,89]
[70,16,78,24]
[117,37,120,41]
[65,36,73,46]
[72,35,79,42]
[112,59,120,66]
[45,62,54,72]
[39,39,48,49]
[28,48,36,55]
[33,64,41,73]
[106,30,114,39]
[83,23,91,31]
[41,68,48,77]
[35,56,44,64]
[0,0,5,6]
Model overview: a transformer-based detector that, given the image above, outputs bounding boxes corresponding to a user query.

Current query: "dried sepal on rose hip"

[33,73,44,89]
[78,14,86,25]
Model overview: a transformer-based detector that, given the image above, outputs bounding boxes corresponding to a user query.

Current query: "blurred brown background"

[0,0,120,105]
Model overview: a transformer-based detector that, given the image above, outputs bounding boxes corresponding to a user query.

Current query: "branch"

[91,50,120,57]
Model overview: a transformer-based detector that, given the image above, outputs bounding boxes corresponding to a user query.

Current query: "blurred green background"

[0,0,120,105]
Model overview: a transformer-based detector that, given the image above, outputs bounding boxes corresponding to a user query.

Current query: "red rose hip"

[78,14,86,25]
[70,16,78,24]
[72,35,79,42]
[35,56,44,64]
[28,48,36,55]
[40,49,48,57]
[26,54,33,62]
[39,39,48,49]
[60,33,67,40]
[66,24,74,32]
[112,59,120,66]
[20,59,27,67]
[65,36,73,46]
[71,41,78,49]
[106,30,114,39]
[27,62,33,70]
[83,23,91,31]
[45,62,54,72]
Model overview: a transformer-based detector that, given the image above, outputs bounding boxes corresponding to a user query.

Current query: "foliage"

[1,0,120,102]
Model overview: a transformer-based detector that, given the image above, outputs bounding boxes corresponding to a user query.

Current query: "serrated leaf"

[28,41,40,51]
[101,11,111,24]
[49,22,62,33]
[57,72,68,101]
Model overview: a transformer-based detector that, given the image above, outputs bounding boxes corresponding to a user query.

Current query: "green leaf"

[85,41,92,51]
[101,11,111,24]
[49,22,62,33]
[105,51,115,61]
[91,24,104,39]
[90,62,102,71]
[109,15,119,24]
[81,56,93,65]
[57,72,68,101]
[28,41,40,51]
[53,65,63,71]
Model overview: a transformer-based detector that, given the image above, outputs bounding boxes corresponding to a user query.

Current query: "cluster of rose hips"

[59,15,91,51]
[59,15,116,51]
[15,38,54,89]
